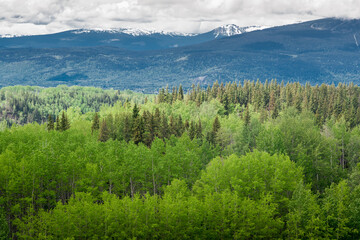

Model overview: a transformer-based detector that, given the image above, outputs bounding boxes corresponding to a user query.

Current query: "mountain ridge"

[0,18,359,92]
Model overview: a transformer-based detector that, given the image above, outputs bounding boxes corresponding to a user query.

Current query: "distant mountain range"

[0,24,267,51]
[0,18,359,92]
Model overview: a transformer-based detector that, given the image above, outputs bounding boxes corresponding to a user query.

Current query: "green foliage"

[91,112,100,134]
[0,207,9,240]
[2,81,360,239]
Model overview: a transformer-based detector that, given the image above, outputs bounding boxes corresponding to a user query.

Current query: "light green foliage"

[1,82,360,239]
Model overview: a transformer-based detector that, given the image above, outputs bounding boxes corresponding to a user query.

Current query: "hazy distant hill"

[0,18,359,92]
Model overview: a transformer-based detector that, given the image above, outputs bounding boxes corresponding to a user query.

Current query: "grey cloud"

[0,0,359,36]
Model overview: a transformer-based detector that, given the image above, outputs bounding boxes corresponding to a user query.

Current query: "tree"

[55,115,60,131]
[244,105,250,126]
[195,119,203,139]
[60,111,70,131]
[189,121,196,140]
[98,119,110,142]
[91,112,100,134]
[47,114,54,131]
[0,207,9,240]
[123,115,132,142]
[133,117,145,144]
[132,103,140,120]
[207,116,221,145]
[178,84,184,101]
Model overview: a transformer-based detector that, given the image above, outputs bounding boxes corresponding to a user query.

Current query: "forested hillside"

[0,85,146,126]
[1,80,360,239]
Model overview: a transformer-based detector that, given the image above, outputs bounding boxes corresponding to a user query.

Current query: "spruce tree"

[272,100,279,119]
[132,103,140,120]
[55,115,60,131]
[123,115,132,142]
[189,121,196,140]
[244,106,251,127]
[0,207,9,240]
[60,111,70,131]
[212,116,221,133]
[160,112,169,140]
[98,119,110,142]
[207,116,221,145]
[91,112,100,134]
[195,119,203,139]
[178,84,184,101]
[133,117,145,144]
[47,114,54,131]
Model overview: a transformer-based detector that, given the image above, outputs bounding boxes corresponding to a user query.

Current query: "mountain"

[0,18,359,92]
[0,24,262,51]
[211,24,268,38]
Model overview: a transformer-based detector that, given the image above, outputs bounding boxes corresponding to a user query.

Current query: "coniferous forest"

[1,80,360,239]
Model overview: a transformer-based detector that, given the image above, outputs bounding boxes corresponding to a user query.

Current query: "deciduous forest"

[1,80,360,239]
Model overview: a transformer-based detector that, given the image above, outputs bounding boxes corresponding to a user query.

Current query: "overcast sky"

[0,0,359,36]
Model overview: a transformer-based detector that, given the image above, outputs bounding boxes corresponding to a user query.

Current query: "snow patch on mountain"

[72,28,196,37]
[213,24,271,38]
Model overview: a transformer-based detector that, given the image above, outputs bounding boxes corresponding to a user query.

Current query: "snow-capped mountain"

[212,24,271,38]
[1,18,360,92]
[71,28,196,37]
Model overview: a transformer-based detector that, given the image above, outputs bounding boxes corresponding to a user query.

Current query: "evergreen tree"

[212,116,221,133]
[0,207,9,240]
[55,115,60,131]
[189,121,196,140]
[176,115,184,137]
[244,105,251,127]
[98,119,109,142]
[133,117,145,144]
[207,116,221,145]
[272,100,279,119]
[47,114,54,131]
[132,103,140,120]
[60,111,70,131]
[123,115,132,142]
[178,84,184,101]
[195,119,203,139]
[160,112,169,140]
[91,112,100,134]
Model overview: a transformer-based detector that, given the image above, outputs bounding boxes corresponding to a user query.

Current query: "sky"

[0,0,360,36]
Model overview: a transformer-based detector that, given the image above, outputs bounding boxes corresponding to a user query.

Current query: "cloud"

[0,0,359,36]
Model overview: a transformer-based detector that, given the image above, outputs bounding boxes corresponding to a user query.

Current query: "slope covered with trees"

[1,81,360,239]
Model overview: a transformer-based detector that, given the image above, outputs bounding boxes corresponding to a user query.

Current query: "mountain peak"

[212,24,270,38]
[213,24,245,38]
[71,28,196,37]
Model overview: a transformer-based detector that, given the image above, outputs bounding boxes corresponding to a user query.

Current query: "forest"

[1,80,360,239]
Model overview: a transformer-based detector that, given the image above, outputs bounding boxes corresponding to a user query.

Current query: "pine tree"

[244,105,251,127]
[123,115,132,142]
[160,112,169,140]
[169,115,176,136]
[47,114,54,131]
[91,112,100,134]
[223,93,230,116]
[212,116,221,133]
[272,100,279,119]
[60,111,70,131]
[178,84,184,101]
[153,108,161,137]
[132,103,140,120]
[55,115,60,131]
[133,117,145,144]
[189,121,196,140]
[176,115,184,137]
[207,116,221,145]
[195,119,203,139]
[98,119,109,142]
[0,207,9,240]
